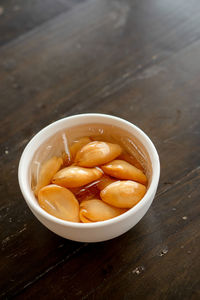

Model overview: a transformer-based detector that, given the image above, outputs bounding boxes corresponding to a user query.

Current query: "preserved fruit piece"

[75,141,122,167]
[34,156,63,196]
[100,180,146,208]
[38,185,79,222]
[118,151,144,171]
[52,166,103,188]
[101,160,147,185]
[97,175,117,190]
[70,137,92,160]
[80,199,126,222]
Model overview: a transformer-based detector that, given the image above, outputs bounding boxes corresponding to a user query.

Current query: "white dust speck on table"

[172,207,176,211]
[159,246,168,256]
[5,150,9,155]
[182,216,188,220]
[132,266,145,275]
[180,245,184,249]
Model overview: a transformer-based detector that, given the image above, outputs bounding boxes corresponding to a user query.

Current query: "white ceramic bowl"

[18,114,160,242]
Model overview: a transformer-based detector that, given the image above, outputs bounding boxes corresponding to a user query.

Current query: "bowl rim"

[18,113,160,228]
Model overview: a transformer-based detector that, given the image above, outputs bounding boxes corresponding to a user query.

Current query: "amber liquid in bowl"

[30,124,152,223]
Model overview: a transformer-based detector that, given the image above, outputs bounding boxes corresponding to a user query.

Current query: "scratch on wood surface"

[14,243,88,296]
[135,65,165,80]
[122,72,131,79]
[6,247,28,259]
[163,135,179,143]
[1,224,27,250]
[0,243,86,299]
[110,2,130,29]
[17,138,29,148]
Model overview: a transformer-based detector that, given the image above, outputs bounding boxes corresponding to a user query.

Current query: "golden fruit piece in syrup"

[52,166,103,188]
[118,151,144,171]
[101,159,147,185]
[100,180,146,208]
[75,141,122,167]
[97,175,117,190]
[80,199,126,222]
[34,156,63,196]
[70,137,92,160]
[38,184,80,222]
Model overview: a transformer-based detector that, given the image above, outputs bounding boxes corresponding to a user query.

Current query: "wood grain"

[0,0,85,46]
[0,0,200,298]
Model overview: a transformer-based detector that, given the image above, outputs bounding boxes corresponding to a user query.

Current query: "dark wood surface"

[0,0,200,299]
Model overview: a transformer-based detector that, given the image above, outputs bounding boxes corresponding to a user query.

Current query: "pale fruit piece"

[100,180,146,208]
[70,137,92,160]
[34,156,63,196]
[79,212,92,223]
[118,152,144,171]
[75,141,122,167]
[97,175,117,190]
[80,199,126,222]
[52,166,103,188]
[38,184,80,222]
[101,159,147,185]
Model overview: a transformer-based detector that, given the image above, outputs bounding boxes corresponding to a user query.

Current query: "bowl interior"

[19,114,159,227]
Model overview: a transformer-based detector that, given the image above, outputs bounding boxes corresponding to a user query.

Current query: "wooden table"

[0,0,200,298]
